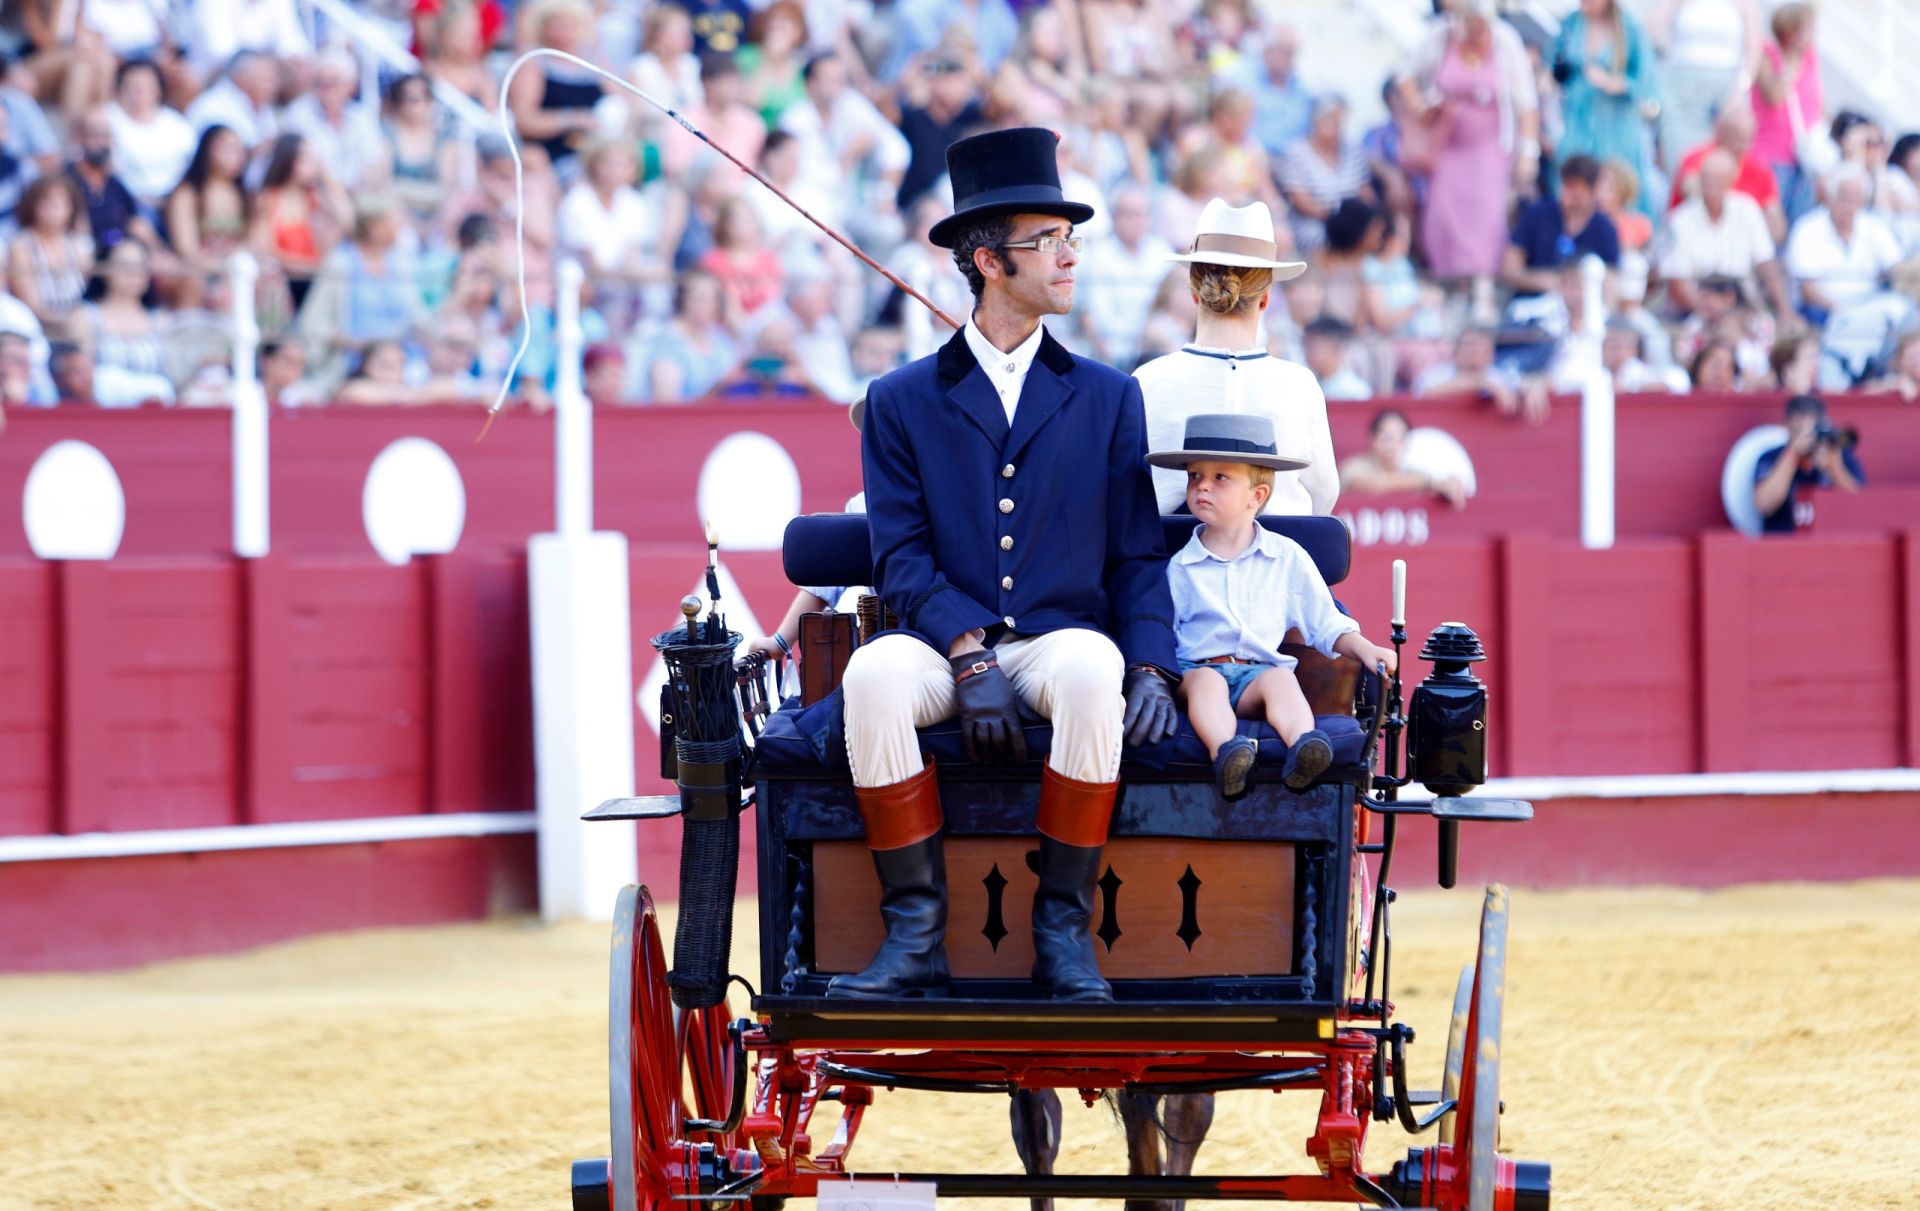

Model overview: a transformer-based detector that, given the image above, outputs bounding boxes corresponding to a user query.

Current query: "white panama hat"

[1166,198,1309,280]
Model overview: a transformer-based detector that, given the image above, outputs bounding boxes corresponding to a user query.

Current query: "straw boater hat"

[1145,413,1311,472]
[1166,199,1308,280]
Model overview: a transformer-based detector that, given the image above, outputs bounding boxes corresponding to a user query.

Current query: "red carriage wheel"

[1452,885,1509,1211]
[610,885,683,1211]
[678,997,738,1139]
[1436,962,1473,1146]
[1382,885,1549,1211]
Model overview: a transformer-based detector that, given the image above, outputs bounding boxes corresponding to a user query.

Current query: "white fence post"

[230,252,269,558]
[1578,254,1614,550]
[530,257,637,922]
[1580,370,1616,551]
[554,258,591,537]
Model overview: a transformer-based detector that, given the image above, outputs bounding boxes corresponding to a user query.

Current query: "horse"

[1010,1089,1215,1211]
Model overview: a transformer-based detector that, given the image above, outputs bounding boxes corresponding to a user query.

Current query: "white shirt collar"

[1174,523,1284,564]
[963,316,1046,382]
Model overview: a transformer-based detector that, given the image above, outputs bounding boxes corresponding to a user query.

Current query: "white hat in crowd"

[1166,198,1309,279]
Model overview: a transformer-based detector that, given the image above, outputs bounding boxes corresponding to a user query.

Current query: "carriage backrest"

[781,514,1352,590]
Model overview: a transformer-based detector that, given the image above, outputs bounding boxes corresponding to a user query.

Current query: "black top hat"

[927,127,1096,249]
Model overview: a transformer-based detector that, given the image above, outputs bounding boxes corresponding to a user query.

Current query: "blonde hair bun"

[1190,263,1274,315]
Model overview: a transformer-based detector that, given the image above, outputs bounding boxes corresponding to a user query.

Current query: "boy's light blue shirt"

[1168,524,1357,666]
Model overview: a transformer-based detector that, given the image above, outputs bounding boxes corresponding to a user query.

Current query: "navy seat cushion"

[753,702,1366,777]
[783,513,1352,593]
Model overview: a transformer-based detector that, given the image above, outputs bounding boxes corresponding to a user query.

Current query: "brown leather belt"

[1195,655,1252,665]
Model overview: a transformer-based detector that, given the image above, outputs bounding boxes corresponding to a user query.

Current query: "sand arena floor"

[3,880,1918,1210]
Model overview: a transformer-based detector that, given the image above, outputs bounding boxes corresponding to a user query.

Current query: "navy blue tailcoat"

[860,325,1178,675]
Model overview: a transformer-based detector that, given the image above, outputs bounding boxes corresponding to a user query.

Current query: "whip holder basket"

[650,626,745,1010]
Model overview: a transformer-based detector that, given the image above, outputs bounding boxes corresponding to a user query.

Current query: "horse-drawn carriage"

[568,512,1550,1211]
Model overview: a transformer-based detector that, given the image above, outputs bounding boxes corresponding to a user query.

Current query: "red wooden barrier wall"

[0,553,533,840]
[5,395,1917,561]
[2,401,1916,971]
[4,532,1915,843]
[0,564,54,836]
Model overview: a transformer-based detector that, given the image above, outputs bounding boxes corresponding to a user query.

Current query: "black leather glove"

[1122,666,1178,747]
[950,651,1028,765]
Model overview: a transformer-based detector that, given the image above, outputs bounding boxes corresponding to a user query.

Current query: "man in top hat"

[831,126,1181,1002]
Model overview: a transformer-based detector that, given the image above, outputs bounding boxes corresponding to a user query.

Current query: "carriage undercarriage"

[570,515,1550,1211]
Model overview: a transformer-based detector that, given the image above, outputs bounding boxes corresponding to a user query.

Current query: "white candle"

[1391,559,1406,628]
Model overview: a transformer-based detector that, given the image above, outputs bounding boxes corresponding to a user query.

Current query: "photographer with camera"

[1752,394,1864,534]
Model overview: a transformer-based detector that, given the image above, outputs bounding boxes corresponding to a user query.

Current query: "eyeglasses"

[1000,234,1084,256]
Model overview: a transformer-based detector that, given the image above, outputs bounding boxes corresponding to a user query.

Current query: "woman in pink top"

[1750,1,1821,221]
[1398,0,1541,282]
[696,196,783,327]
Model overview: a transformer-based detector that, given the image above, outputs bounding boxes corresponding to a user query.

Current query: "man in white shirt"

[1663,149,1790,318]
[1412,327,1522,402]
[107,59,197,203]
[1784,165,1909,316]
[1073,185,1171,369]
[190,0,311,76]
[1302,316,1372,400]
[185,51,282,149]
[777,53,910,248]
[779,263,856,403]
[282,52,380,189]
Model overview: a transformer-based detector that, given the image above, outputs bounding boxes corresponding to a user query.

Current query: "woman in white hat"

[1134,198,1338,517]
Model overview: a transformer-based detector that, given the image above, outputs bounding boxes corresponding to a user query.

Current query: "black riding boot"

[828,763,950,998]
[1032,835,1113,1001]
[1031,766,1118,1003]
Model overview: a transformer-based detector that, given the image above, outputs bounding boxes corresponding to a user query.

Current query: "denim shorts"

[1179,658,1281,709]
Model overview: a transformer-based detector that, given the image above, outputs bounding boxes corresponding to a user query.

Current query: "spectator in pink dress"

[1397,0,1540,290]
[660,53,762,185]
[1749,1,1820,223]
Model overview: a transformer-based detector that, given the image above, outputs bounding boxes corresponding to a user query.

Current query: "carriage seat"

[780,514,1352,598]
[759,513,1370,779]
[751,699,1367,777]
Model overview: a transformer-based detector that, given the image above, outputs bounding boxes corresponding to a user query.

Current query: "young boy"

[1147,414,1399,797]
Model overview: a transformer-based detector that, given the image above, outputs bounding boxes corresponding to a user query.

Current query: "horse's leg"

[1118,1091,1170,1211]
[1009,1088,1062,1211]
[1158,1092,1216,1211]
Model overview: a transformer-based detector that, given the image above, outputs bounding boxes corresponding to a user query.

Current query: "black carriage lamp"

[1365,561,1531,898]
[585,522,764,1019]
[1407,622,1487,798]
[1403,620,1532,889]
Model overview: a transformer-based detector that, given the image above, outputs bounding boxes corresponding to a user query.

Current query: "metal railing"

[295,0,495,135]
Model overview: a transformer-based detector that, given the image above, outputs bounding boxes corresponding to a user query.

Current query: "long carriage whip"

[480,48,963,440]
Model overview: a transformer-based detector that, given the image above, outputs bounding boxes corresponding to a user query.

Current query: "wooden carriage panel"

[810,838,1295,979]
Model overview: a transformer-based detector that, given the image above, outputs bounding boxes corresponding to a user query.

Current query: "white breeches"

[842,628,1126,788]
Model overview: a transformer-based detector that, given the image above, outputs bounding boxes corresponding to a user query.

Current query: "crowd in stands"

[0,0,1915,416]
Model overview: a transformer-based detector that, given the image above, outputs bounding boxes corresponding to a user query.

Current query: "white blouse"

[1134,345,1339,518]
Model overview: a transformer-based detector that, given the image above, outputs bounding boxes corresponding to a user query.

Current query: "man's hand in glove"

[1122,666,1178,747]
[950,651,1029,765]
